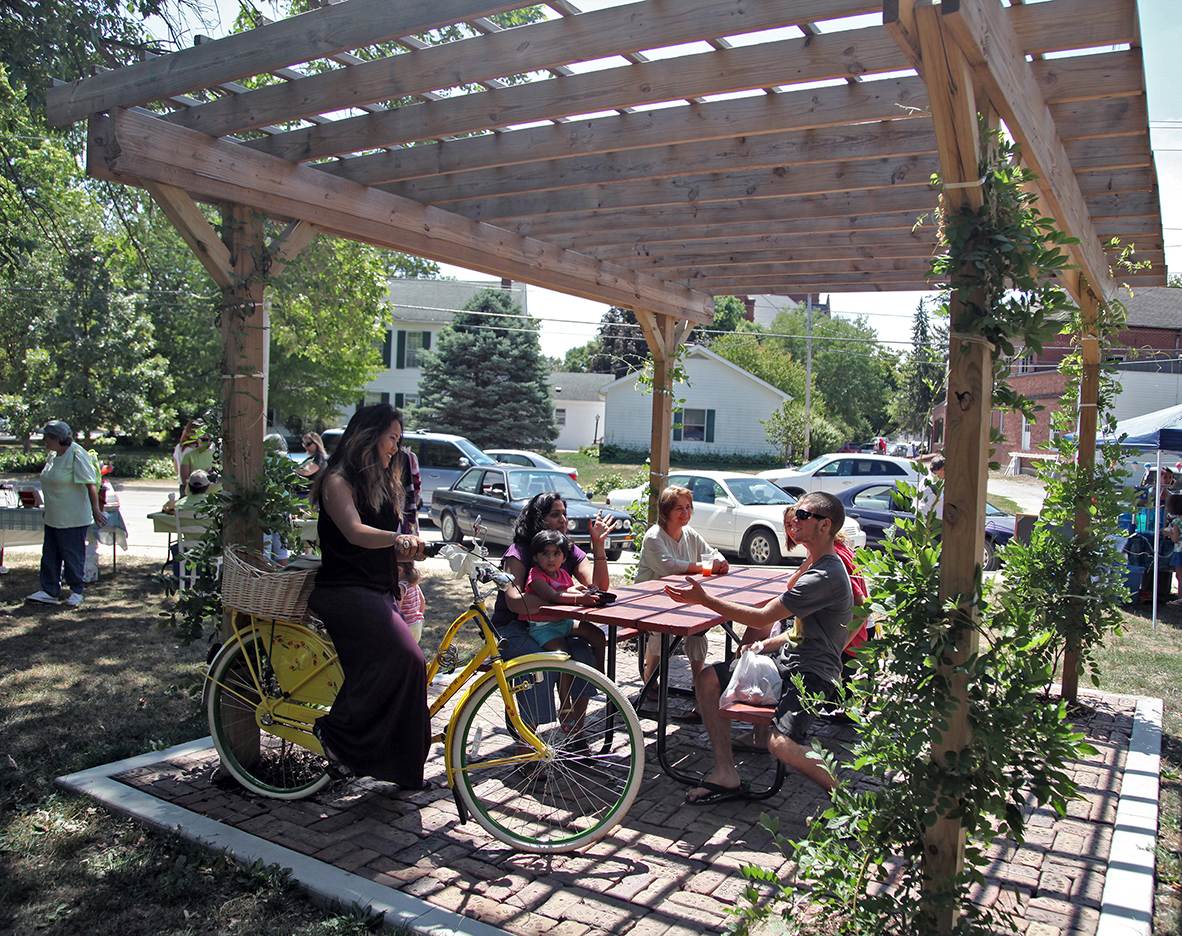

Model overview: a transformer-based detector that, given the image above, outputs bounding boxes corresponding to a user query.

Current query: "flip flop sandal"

[684,780,751,806]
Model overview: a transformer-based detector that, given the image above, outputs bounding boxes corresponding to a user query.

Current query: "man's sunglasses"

[793,508,830,522]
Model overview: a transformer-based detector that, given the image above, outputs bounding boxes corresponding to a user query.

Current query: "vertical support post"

[1063,284,1101,702]
[220,204,268,554]
[636,310,686,526]
[914,5,993,930]
[804,295,814,461]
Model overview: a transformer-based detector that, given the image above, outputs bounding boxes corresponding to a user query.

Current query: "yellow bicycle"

[204,539,644,853]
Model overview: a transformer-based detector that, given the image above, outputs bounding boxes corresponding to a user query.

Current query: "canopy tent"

[1106,402,1182,450]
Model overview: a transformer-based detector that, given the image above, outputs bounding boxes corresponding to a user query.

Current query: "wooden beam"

[1052,96,1149,142]
[509,188,940,240]
[146,183,233,290]
[45,0,526,128]
[938,0,1118,299]
[249,26,912,163]
[389,123,938,204]
[621,243,937,270]
[170,0,879,138]
[267,220,319,279]
[453,157,940,222]
[87,109,713,324]
[327,77,927,187]
[907,4,992,929]
[636,310,678,526]
[700,281,934,294]
[585,228,936,260]
[653,258,934,279]
[1063,135,1153,174]
[687,272,934,290]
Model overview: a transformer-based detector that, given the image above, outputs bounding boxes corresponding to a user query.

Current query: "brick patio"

[111,649,1135,936]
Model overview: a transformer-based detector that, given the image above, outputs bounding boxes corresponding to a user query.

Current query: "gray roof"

[548,372,614,401]
[387,278,528,325]
[1123,287,1182,330]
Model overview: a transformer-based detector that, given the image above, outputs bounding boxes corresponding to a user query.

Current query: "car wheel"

[742,527,782,566]
[440,511,462,543]
[605,546,623,561]
[983,537,998,571]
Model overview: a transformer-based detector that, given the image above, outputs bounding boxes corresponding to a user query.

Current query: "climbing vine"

[727,126,1103,935]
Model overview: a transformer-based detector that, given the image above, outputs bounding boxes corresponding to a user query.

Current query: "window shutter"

[394,392,404,408]
[422,330,431,351]
[381,331,392,367]
[672,409,683,442]
[705,409,716,443]
[396,330,406,368]
[380,392,390,405]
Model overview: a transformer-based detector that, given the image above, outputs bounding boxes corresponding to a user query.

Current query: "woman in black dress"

[309,404,429,787]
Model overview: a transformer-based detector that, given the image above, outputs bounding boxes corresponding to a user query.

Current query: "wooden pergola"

[46,0,1165,927]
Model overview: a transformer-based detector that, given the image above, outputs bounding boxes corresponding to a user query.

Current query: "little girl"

[398,561,426,643]
[1166,494,1182,603]
[526,530,606,666]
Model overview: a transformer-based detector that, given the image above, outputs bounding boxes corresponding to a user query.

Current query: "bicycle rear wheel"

[206,638,331,799]
[449,658,644,853]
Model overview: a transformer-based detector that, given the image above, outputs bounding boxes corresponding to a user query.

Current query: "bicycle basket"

[220,547,317,622]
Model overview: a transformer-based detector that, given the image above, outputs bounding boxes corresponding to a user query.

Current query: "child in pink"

[525,530,606,666]
[397,561,426,643]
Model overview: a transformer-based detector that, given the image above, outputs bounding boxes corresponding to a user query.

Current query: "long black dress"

[309,490,429,786]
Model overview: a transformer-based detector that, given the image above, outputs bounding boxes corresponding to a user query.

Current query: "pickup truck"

[430,466,633,560]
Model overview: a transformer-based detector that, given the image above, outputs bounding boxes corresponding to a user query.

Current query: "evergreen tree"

[585,307,647,377]
[888,298,948,437]
[415,288,557,449]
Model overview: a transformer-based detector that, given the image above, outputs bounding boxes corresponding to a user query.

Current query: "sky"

[148,0,1181,360]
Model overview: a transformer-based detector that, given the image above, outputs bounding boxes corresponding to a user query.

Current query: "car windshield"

[985,502,1006,516]
[725,478,795,505]
[508,471,587,501]
[454,437,495,466]
[795,455,832,474]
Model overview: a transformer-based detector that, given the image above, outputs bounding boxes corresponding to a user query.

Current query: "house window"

[393,393,419,409]
[673,408,716,443]
[555,408,566,427]
[358,391,389,411]
[1014,353,1034,375]
[395,330,432,369]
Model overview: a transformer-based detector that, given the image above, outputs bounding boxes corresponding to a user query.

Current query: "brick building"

[932,287,1182,462]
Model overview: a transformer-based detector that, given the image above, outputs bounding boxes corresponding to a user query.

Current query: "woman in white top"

[635,485,728,705]
[27,420,106,608]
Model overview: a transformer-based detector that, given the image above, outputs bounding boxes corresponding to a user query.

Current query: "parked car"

[316,428,497,511]
[759,453,920,498]
[485,448,579,482]
[837,481,1016,570]
[431,466,633,559]
[606,470,866,565]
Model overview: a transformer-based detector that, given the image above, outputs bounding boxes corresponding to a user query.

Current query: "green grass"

[985,493,1023,516]
[0,555,407,936]
[1091,606,1182,933]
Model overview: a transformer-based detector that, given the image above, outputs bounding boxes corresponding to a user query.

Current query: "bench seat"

[719,701,775,726]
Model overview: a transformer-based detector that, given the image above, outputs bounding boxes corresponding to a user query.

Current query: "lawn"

[0,555,402,936]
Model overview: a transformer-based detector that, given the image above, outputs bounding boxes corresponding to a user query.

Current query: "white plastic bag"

[720,650,782,708]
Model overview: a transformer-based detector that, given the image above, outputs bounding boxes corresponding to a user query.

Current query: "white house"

[549,372,611,450]
[601,345,790,458]
[353,278,528,415]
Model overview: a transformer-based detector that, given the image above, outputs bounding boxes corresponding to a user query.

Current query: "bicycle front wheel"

[206,638,331,800]
[449,658,644,853]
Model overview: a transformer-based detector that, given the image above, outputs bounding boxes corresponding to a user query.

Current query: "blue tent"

[1104,402,1182,450]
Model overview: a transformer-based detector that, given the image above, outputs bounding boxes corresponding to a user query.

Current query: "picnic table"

[148,510,318,545]
[538,564,792,797]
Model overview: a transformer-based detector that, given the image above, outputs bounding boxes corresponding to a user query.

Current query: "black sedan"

[429,467,634,560]
[838,481,1016,571]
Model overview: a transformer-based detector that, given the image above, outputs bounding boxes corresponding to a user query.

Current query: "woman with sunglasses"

[665,492,854,805]
[295,432,328,479]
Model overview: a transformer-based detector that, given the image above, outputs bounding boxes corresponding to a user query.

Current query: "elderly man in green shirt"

[27,421,106,608]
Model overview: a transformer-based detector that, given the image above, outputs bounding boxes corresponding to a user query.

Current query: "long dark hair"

[312,404,404,516]
[513,492,566,552]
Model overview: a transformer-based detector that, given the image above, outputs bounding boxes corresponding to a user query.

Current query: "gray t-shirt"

[777,553,853,685]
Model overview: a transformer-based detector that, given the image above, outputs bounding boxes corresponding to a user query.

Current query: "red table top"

[535,565,790,636]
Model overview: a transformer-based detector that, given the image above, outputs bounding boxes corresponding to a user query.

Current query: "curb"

[1096,696,1163,936]
[56,738,510,936]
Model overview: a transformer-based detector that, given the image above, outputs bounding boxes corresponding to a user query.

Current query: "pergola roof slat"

[167,0,880,138]
[45,0,530,128]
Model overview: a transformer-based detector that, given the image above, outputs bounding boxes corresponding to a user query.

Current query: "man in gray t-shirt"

[665,492,854,805]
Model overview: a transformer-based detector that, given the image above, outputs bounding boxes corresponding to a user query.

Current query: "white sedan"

[759,452,919,497]
[605,469,865,566]
[485,449,579,482]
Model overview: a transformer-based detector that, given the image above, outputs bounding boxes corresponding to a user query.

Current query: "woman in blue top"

[27,420,106,608]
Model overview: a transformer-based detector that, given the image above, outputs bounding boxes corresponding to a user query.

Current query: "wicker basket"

[220,547,317,622]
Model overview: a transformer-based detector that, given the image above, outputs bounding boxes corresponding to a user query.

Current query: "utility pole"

[804,294,813,461]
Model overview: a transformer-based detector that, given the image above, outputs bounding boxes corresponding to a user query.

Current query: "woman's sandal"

[313,721,355,780]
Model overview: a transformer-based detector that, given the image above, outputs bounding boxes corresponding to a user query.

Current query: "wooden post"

[912,5,993,930]
[635,311,689,525]
[220,204,268,553]
[1063,284,1101,703]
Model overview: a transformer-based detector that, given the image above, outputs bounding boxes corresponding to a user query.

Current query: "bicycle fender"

[442,652,569,784]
